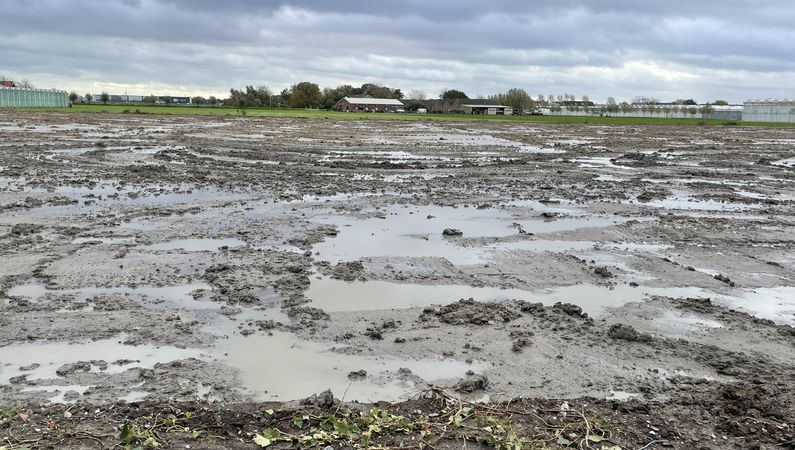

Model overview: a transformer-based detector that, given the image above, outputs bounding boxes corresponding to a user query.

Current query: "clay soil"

[1,112,794,449]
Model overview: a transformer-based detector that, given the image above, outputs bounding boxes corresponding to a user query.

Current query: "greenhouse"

[0,87,69,108]
[742,99,795,123]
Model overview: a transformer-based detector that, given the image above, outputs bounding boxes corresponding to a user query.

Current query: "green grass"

[10,103,795,127]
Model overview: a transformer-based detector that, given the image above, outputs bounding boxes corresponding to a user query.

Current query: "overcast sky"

[1,0,793,103]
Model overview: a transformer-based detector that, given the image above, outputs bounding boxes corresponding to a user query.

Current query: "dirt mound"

[426,298,522,325]
[607,324,652,342]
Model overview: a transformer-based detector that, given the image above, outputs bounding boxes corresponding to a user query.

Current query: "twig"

[636,439,669,450]
[335,381,352,415]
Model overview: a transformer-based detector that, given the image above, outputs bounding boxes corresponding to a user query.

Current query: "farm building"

[461,103,513,115]
[743,99,795,123]
[415,98,514,114]
[334,97,404,112]
[0,86,69,108]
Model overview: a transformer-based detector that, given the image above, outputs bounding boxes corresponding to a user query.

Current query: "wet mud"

[1,112,794,447]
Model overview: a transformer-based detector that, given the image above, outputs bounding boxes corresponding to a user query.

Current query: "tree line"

[60,79,730,114]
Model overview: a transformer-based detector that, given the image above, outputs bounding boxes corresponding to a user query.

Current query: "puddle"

[595,175,626,182]
[651,310,723,336]
[640,192,762,211]
[607,391,639,401]
[772,157,795,167]
[120,219,160,230]
[714,286,795,326]
[313,205,628,265]
[221,331,488,402]
[119,390,149,403]
[484,240,671,256]
[20,385,92,404]
[321,150,447,162]
[139,238,247,252]
[574,157,633,171]
[72,237,136,245]
[7,282,212,310]
[0,335,204,384]
[306,278,719,317]
[519,145,563,154]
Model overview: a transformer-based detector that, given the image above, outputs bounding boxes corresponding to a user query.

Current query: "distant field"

[9,103,794,127]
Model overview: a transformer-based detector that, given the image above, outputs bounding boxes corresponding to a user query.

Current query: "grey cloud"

[1,0,793,102]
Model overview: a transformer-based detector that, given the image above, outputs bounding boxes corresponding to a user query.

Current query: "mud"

[1,112,794,447]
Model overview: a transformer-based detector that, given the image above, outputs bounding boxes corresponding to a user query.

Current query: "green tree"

[208,96,218,107]
[84,93,93,104]
[288,81,322,108]
[68,91,78,104]
[100,92,109,104]
[191,96,206,105]
[713,99,729,105]
[163,96,172,106]
[440,89,468,100]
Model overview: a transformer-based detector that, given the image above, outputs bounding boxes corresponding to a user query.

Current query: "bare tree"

[16,79,33,89]
[68,92,78,104]
[100,92,110,105]
[407,89,426,101]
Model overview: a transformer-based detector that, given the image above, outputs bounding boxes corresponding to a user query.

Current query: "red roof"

[0,80,15,87]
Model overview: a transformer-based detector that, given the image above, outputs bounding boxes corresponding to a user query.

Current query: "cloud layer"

[2,0,793,102]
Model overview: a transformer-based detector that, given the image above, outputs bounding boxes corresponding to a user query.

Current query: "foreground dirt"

[1,112,794,448]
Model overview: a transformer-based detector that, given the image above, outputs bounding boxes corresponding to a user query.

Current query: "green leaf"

[557,435,572,446]
[588,435,605,442]
[253,435,272,447]
[120,424,135,442]
[264,409,274,415]
[292,417,304,428]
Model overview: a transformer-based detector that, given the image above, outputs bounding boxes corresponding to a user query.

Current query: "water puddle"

[639,191,762,212]
[714,286,795,326]
[594,175,626,182]
[607,391,639,401]
[139,238,247,252]
[574,157,633,171]
[313,205,628,265]
[0,335,204,384]
[519,145,563,154]
[20,385,92,404]
[7,282,212,310]
[772,157,795,167]
[72,237,136,245]
[120,219,160,230]
[306,278,719,317]
[221,331,488,402]
[651,310,723,336]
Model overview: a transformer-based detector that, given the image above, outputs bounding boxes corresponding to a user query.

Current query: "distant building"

[0,86,69,108]
[334,97,404,112]
[0,80,15,88]
[413,98,513,115]
[743,99,795,123]
[461,103,513,115]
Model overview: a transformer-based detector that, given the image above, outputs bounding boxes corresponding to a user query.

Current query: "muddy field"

[1,112,794,448]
